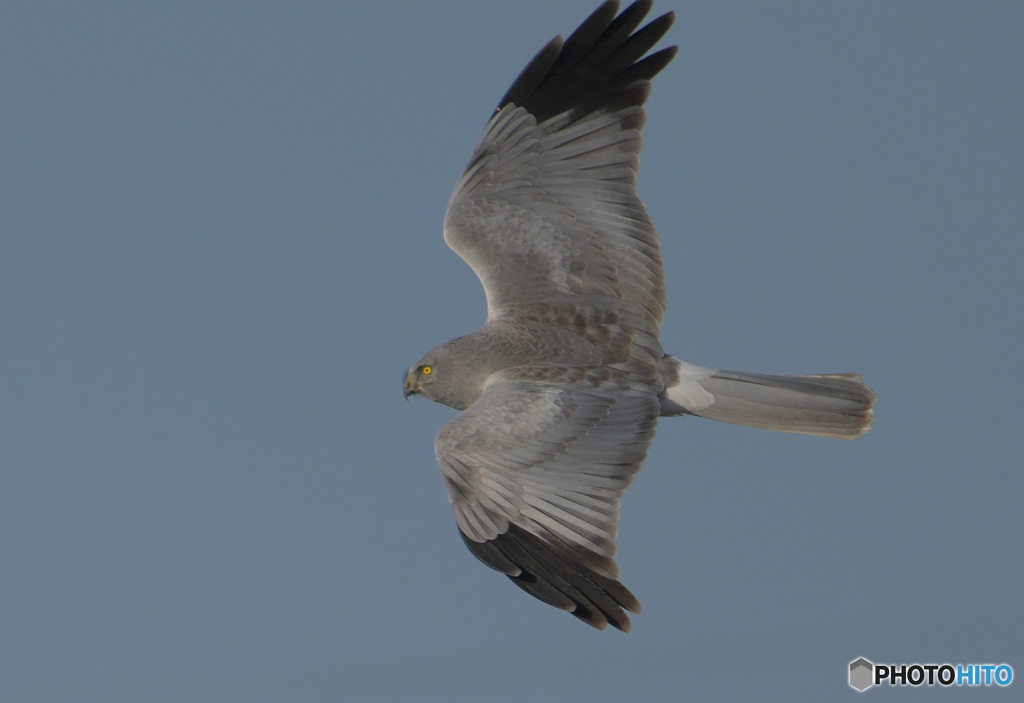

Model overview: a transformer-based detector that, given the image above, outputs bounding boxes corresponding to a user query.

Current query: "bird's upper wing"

[435,367,660,631]
[443,0,677,333]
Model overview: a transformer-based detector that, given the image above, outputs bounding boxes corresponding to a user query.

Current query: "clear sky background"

[3,2,1022,701]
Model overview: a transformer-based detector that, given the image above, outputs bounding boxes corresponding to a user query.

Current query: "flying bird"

[404,0,875,632]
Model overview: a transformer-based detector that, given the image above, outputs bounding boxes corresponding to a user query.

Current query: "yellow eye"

[421,365,433,376]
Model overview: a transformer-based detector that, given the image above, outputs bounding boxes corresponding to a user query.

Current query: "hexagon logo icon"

[850,657,874,691]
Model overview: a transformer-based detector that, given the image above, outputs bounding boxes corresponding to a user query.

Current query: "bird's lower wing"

[435,372,659,630]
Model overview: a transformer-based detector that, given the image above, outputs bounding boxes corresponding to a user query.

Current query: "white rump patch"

[661,356,717,412]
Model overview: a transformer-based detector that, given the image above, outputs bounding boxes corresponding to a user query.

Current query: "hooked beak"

[403,370,417,400]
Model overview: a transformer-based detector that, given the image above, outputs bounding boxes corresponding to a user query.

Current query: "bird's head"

[404,338,489,411]
[403,354,441,401]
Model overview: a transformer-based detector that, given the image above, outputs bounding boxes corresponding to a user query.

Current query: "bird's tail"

[658,356,875,439]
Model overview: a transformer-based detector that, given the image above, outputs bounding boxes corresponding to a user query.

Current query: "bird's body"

[404,0,875,632]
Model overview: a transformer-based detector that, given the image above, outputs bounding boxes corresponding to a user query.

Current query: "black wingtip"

[494,0,677,124]
[461,525,640,632]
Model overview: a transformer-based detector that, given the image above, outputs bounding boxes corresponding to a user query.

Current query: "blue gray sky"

[3,2,1022,701]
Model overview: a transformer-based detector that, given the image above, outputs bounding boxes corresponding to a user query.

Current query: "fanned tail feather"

[659,357,875,439]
